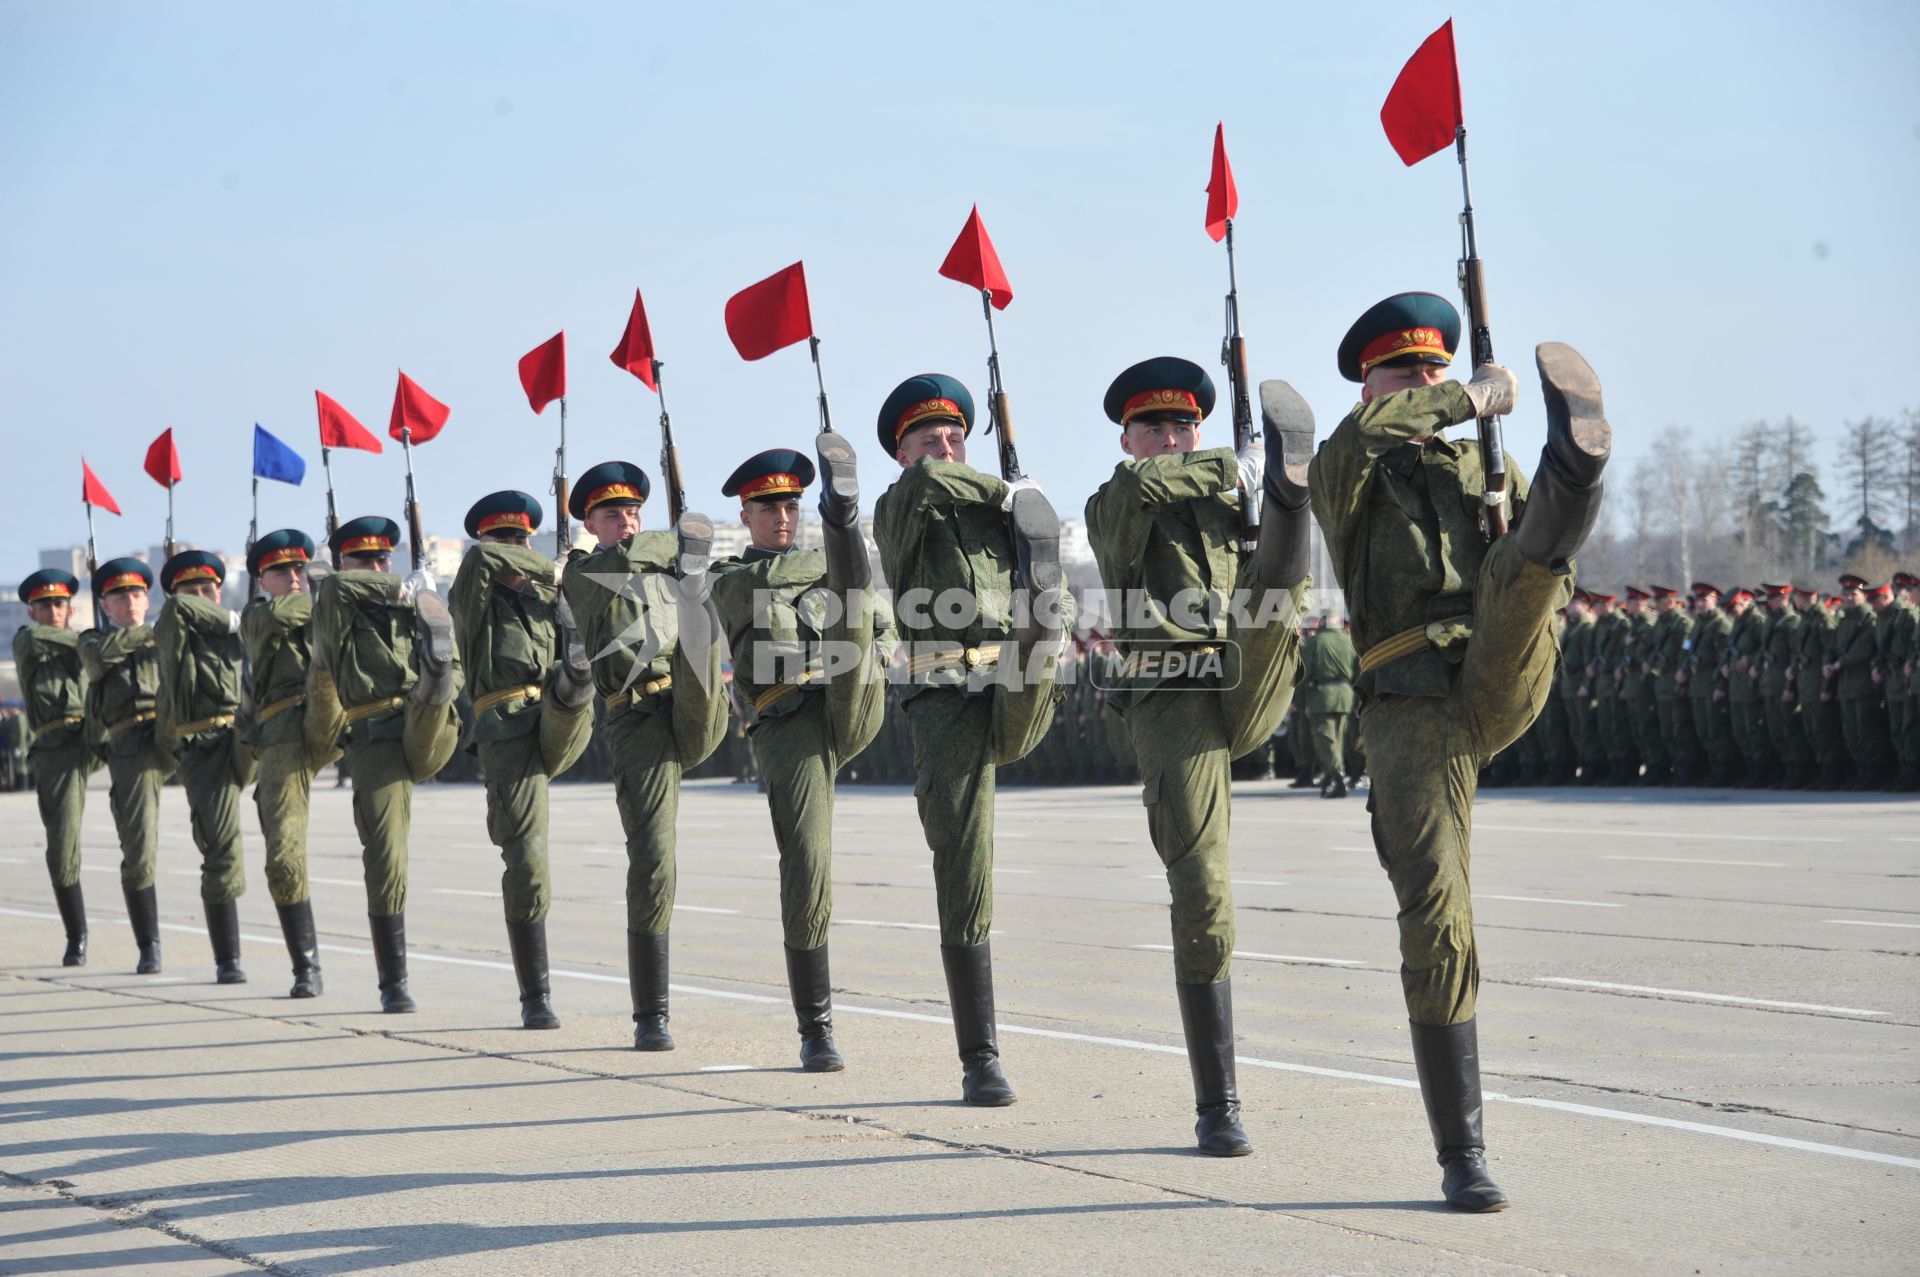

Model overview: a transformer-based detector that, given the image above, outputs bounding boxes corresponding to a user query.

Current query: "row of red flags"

[82,19,1465,516]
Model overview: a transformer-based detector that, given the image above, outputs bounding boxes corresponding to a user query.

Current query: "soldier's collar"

[743,545,793,562]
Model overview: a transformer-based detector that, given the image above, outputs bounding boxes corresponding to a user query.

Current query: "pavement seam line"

[0,1167,292,1275]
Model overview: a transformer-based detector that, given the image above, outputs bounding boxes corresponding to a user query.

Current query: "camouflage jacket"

[11,624,88,752]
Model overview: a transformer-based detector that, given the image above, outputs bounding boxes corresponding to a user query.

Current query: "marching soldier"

[1794,582,1847,789]
[1300,615,1358,797]
[709,440,888,1071]
[81,557,174,974]
[306,516,463,1011]
[153,549,256,983]
[1087,357,1313,1155]
[1758,584,1810,789]
[1307,293,1610,1211]
[560,461,728,1051]
[1648,586,1695,785]
[873,372,1069,1106]
[1683,584,1735,785]
[241,530,333,997]
[448,491,597,1029]
[1589,593,1632,783]
[1897,575,1920,790]
[13,568,94,965]
[1874,574,1916,791]
[1559,592,1600,781]
[1830,576,1891,790]
[1621,588,1665,785]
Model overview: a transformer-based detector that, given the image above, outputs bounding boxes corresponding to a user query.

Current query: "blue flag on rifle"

[252,424,306,485]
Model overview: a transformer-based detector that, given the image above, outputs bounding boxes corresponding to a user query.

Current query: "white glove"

[401,569,438,603]
[1000,475,1042,512]
[1235,438,1266,497]
[227,609,243,635]
[1463,362,1518,419]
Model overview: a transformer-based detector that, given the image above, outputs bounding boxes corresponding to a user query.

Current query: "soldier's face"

[896,422,967,467]
[1842,587,1865,608]
[482,530,531,548]
[27,599,71,628]
[347,552,393,574]
[1793,592,1816,611]
[742,497,799,551]
[585,503,642,546]
[1623,599,1642,617]
[262,563,308,598]
[1360,361,1448,403]
[177,580,221,601]
[1120,417,1200,458]
[104,588,148,627]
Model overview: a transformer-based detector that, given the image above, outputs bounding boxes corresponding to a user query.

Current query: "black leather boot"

[125,884,162,975]
[551,596,596,710]
[1409,1019,1510,1212]
[628,930,674,1051]
[940,941,1015,1106]
[206,900,247,984]
[410,591,458,706]
[1254,379,1316,589]
[369,913,416,1013]
[506,920,560,1029]
[785,943,845,1072]
[1288,766,1316,789]
[1176,980,1252,1157]
[53,880,87,967]
[1511,343,1610,574]
[276,901,323,998]
[816,431,871,593]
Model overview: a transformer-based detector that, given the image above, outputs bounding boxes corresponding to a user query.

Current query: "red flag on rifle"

[724,262,813,361]
[81,460,121,514]
[1380,18,1463,166]
[315,391,383,453]
[1204,123,1238,242]
[609,290,659,390]
[518,331,566,414]
[143,428,182,488]
[389,371,450,443]
[938,206,1013,308]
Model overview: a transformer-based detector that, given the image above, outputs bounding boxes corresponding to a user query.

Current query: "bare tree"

[1650,426,1696,584]
[1900,408,1920,553]
[1836,416,1897,554]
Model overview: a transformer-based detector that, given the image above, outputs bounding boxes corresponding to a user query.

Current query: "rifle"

[400,427,425,573]
[552,396,572,557]
[83,500,104,630]
[1218,218,1256,545]
[653,358,687,527]
[980,291,1023,482]
[1454,126,1509,539]
[321,446,342,568]
[246,476,261,599]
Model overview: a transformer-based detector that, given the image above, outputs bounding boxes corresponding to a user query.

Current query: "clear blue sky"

[3,0,1915,585]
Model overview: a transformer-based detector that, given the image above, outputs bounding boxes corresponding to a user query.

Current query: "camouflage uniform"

[13,622,94,961]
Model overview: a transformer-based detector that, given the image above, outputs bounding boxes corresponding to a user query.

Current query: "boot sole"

[1009,488,1063,594]
[413,591,456,672]
[1535,342,1611,459]
[815,431,860,509]
[1258,379,1317,489]
[676,513,715,577]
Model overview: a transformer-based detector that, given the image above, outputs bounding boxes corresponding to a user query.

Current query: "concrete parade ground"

[0,776,1915,1275]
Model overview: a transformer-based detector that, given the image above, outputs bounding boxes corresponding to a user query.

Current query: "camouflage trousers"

[1763,693,1809,773]
[32,744,92,889]
[1361,539,1571,1027]
[107,728,170,893]
[478,684,596,925]
[1689,696,1734,773]
[607,651,730,936]
[1626,693,1664,773]
[1840,697,1892,776]
[342,701,463,918]
[1124,579,1308,985]
[178,729,256,906]
[1307,709,1351,780]
[1656,696,1697,777]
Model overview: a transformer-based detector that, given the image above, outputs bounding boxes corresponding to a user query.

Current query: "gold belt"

[1358,615,1471,674]
[752,668,823,713]
[606,675,673,709]
[255,693,306,724]
[105,710,156,740]
[32,715,84,741]
[905,642,1003,678]
[474,684,542,715]
[341,696,406,726]
[175,713,236,737]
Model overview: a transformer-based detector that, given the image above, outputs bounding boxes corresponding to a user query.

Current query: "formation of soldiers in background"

[1489,575,1920,792]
